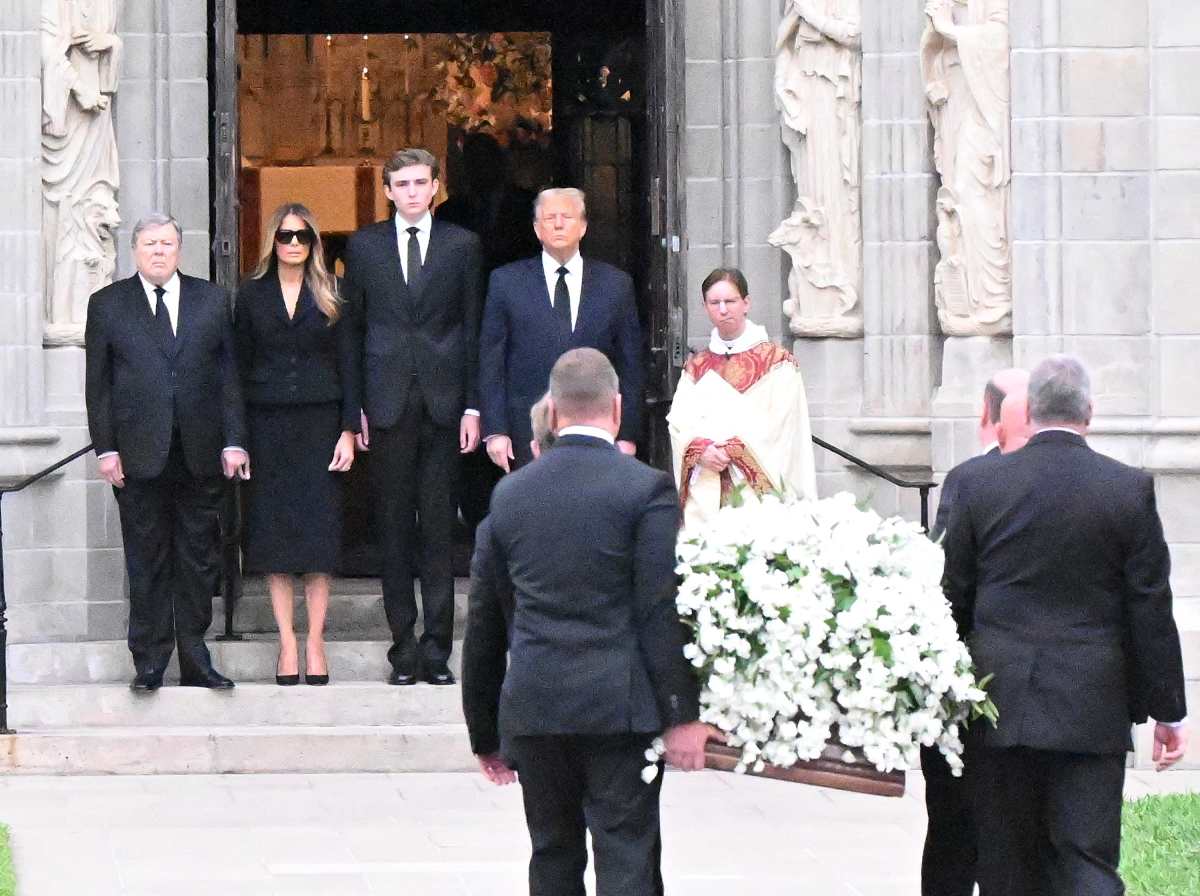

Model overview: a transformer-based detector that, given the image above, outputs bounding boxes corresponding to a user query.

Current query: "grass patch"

[1121,793,1200,896]
[0,824,14,896]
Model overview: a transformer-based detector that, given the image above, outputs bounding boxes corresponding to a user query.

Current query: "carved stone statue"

[921,0,1012,337]
[41,0,121,346]
[768,0,863,339]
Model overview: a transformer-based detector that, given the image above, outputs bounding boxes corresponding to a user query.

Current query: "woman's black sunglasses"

[276,228,315,246]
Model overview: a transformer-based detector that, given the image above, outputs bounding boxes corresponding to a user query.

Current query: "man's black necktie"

[406,226,422,287]
[553,266,572,333]
[153,286,175,355]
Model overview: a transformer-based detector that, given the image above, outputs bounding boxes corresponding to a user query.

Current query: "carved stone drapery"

[41,0,121,347]
[920,0,1012,337]
[769,0,864,339]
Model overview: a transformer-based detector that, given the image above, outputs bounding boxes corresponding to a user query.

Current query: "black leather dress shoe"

[130,672,163,692]
[388,668,417,686]
[423,665,456,686]
[180,669,236,690]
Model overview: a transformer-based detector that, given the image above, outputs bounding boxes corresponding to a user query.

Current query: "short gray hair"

[534,187,587,221]
[549,348,618,421]
[529,393,556,452]
[131,213,182,248]
[1028,355,1092,425]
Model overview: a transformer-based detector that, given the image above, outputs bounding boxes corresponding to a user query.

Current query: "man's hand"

[328,431,355,472]
[355,410,370,452]
[476,752,517,786]
[698,443,731,473]
[98,453,125,488]
[661,722,723,772]
[222,448,250,480]
[617,440,637,457]
[486,435,513,473]
[1152,722,1189,772]
[460,414,481,454]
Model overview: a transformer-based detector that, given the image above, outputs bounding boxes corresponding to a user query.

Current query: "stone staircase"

[0,578,477,775]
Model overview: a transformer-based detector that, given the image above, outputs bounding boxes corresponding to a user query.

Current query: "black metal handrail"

[0,442,95,734]
[812,435,936,533]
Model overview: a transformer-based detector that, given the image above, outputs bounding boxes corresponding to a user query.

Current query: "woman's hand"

[699,442,731,473]
[329,430,355,472]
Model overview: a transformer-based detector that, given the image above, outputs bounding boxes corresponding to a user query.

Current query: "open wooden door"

[211,0,239,291]
[642,0,686,471]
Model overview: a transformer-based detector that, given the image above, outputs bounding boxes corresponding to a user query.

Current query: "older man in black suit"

[344,147,484,687]
[462,349,714,896]
[85,212,247,691]
[479,187,643,471]
[943,355,1189,896]
[923,366,1028,896]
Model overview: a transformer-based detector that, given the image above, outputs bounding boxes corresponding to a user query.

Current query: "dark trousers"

[507,733,664,896]
[973,746,1126,896]
[921,744,977,896]
[371,390,458,671]
[113,438,222,679]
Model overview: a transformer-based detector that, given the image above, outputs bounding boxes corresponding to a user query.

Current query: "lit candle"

[361,66,371,121]
[324,34,332,95]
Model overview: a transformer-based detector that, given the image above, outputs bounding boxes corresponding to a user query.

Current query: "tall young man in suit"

[85,213,247,691]
[463,349,714,895]
[480,188,642,471]
[923,367,1028,896]
[344,148,483,686]
[943,355,1189,896]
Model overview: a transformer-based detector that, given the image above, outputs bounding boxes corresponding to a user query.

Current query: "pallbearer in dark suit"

[85,213,247,691]
[480,187,643,471]
[463,349,716,896]
[234,203,360,686]
[923,366,1028,896]
[343,148,484,686]
[943,355,1189,896]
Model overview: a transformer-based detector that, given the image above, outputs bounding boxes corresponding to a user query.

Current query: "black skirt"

[243,401,344,574]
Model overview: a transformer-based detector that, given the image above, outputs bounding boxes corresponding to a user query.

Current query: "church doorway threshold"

[210,0,685,574]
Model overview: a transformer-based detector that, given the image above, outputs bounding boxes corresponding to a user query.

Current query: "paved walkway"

[1,769,1197,895]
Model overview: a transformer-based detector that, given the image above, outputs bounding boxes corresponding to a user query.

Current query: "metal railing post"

[1,493,11,734]
[217,480,243,641]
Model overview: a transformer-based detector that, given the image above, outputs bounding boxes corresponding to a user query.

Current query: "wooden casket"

[704,742,906,797]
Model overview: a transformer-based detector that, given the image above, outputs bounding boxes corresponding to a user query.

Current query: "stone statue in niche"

[921,0,1012,337]
[41,0,122,346]
[768,0,863,339]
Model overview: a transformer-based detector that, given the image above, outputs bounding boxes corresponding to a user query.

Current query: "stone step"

[0,724,474,775]
[6,638,464,685]
[206,587,469,638]
[6,682,464,729]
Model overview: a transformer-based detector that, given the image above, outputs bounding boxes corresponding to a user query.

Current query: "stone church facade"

[1,2,1196,760]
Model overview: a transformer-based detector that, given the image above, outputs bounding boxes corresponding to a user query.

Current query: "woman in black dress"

[234,203,359,685]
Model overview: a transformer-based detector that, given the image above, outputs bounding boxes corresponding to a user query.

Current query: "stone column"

[0,2,47,434]
[682,0,791,350]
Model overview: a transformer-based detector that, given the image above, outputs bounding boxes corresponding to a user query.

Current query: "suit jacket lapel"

[126,275,170,358]
[527,257,571,347]
[411,219,446,303]
[173,275,198,357]
[384,220,414,321]
[571,258,598,346]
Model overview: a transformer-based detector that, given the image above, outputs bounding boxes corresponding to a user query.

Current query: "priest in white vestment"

[668,268,818,531]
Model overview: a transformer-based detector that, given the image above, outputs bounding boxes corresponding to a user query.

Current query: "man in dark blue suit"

[480,187,643,471]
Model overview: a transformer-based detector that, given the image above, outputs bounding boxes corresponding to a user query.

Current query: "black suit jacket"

[931,445,1001,542]
[462,434,698,749]
[342,217,483,429]
[233,274,360,431]
[942,430,1187,754]
[461,515,515,755]
[85,273,246,479]
[479,256,643,443]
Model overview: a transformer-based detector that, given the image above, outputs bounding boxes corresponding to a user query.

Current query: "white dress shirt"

[542,251,583,330]
[139,272,180,335]
[558,425,615,445]
[396,211,432,283]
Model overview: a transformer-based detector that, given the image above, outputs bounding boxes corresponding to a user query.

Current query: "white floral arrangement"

[646,491,995,783]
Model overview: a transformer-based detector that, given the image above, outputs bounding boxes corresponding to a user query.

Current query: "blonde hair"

[252,203,341,324]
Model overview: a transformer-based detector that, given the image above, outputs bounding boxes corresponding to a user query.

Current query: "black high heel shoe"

[305,647,329,686]
[276,648,300,686]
